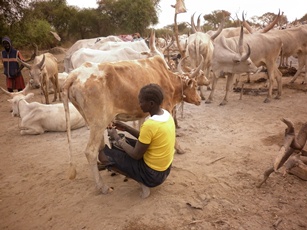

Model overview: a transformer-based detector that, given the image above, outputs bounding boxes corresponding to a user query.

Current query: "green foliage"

[23,19,54,48]
[1,0,303,49]
[98,0,159,35]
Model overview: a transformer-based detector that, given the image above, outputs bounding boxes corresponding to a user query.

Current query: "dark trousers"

[101,137,171,188]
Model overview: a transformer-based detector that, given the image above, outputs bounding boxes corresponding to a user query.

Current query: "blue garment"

[2,36,22,78]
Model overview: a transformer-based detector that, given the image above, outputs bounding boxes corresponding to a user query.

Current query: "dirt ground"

[0,50,306,230]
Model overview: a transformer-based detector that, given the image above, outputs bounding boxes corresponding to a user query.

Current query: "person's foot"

[139,183,150,198]
[97,161,107,171]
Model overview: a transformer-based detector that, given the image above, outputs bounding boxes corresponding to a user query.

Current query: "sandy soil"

[0,51,306,230]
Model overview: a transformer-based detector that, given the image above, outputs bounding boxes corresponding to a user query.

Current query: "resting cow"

[6,91,85,135]
[62,55,203,194]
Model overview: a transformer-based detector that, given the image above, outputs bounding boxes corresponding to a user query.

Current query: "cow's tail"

[62,75,77,180]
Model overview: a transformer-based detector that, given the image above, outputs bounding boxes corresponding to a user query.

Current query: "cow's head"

[8,93,34,117]
[19,54,46,89]
[211,26,258,76]
[176,55,207,106]
[178,55,210,87]
[180,76,201,106]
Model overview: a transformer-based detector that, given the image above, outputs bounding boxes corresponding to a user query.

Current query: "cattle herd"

[1,5,307,195]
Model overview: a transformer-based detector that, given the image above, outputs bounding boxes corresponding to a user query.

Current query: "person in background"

[1,36,26,92]
[98,83,176,198]
[132,32,143,41]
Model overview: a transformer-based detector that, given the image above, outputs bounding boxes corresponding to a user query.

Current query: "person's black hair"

[139,84,164,105]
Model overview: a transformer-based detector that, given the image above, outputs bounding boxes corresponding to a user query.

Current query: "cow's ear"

[185,78,193,88]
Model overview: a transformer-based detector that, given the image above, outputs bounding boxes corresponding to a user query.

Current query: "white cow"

[70,30,170,70]
[7,92,85,135]
[70,47,149,69]
[64,35,123,72]
[185,13,224,99]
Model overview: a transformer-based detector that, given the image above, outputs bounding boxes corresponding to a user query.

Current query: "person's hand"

[112,120,127,131]
[107,127,121,141]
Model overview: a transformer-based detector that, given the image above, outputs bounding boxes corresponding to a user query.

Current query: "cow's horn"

[211,12,225,40]
[17,58,31,69]
[242,11,254,34]
[241,44,251,61]
[37,54,45,69]
[149,29,156,52]
[191,12,197,33]
[177,55,189,74]
[0,86,12,96]
[238,25,244,55]
[190,55,204,79]
[197,14,202,32]
[261,9,281,33]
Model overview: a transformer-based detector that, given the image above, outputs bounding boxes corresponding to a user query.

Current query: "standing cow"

[19,53,61,104]
[62,55,204,194]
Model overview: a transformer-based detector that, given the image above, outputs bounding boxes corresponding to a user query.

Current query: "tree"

[97,0,160,34]
[68,8,109,39]
[203,10,231,30]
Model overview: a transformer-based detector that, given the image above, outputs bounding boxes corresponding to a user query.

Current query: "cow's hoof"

[219,101,228,106]
[101,185,113,194]
[263,98,271,103]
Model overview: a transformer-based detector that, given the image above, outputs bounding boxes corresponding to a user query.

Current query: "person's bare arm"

[113,120,140,138]
[118,139,149,160]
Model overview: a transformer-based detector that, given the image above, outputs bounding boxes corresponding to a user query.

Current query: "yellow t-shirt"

[138,109,176,171]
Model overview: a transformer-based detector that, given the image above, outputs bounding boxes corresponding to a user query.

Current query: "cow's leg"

[19,119,44,135]
[50,77,58,102]
[19,125,44,135]
[206,76,218,104]
[274,68,282,100]
[53,74,62,102]
[220,73,235,106]
[86,126,111,194]
[290,54,305,84]
[56,74,62,101]
[263,65,276,103]
[199,86,206,100]
[42,78,50,104]
[304,62,307,84]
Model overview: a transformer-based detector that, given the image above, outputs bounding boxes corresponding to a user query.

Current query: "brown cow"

[62,55,203,194]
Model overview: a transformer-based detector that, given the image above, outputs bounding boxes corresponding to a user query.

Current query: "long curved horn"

[177,56,189,74]
[211,13,225,41]
[0,82,30,96]
[17,58,31,69]
[0,86,12,96]
[260,9,281,33]
[197,14,202,31]
[190,55,204,79]
[240,44,251,61]
[242,11,254,33]
[191,12,197,33]
[37,54,45,69]
[149,29,156,52]
[238,25,244,55]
